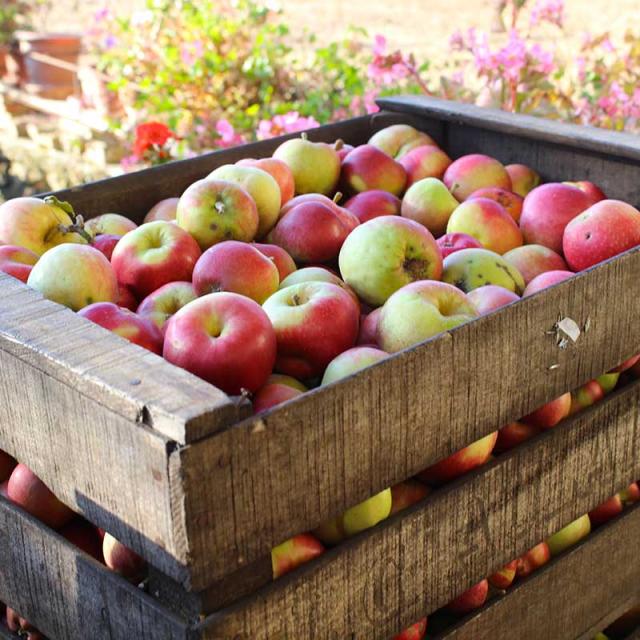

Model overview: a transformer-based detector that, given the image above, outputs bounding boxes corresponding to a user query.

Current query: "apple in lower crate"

[339,217,442,306]
[546,514,591,556]
[441,248,525,294]
[266,374,307,392]
[620,482,640,505]
[0,245,39,282]
[608,354,640,373]
[8,464,75,529]
[103,532,147,583]
[0,450,16,482]
[596,372,620,395]
[91,233,121,261]
[445,579,489,615]
[262,282,359,379]
[144,197,179,223]
[341,145,407,196]
[137,281,197,334]
[390,480,430,515]
[502,244,568,285]
[237,157,295,205]
[280,267,358,305]
[521,392,571,429]
[271,533,325,579]
[358,308,382,346]
[85,213,137,237]
[111,221,201,299]
[60,518,104,562]
[252,243,297,280]
[176,179,259,249]
[467,285,519,315]
[515,541,551,578]
[522,270,574,297]
[444,154,512,201]
[494,422,540,453]
[417,432,498,486]
[78,302,164,354]
[588,495,623,527]
[253,380,304,413]
[393,618,428,640]
[6,608,44,640]
[28,244,118,311]
[469,187,523,223]
[344,190,401,223]
[519,183,592,253]
[321,346,388,385]
[505,163,540,197]
[401,178,460,237]
[314,488,392,544]
[368,124,437,159]
[399,144,452,185]
[564,180,606,205]
[570,380,605,415]
[436,232,482,258]
[488,559,519,589]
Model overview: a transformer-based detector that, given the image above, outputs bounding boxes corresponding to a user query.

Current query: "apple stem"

[333,192,343,204]
[334,139,344,151]
[45,195,92,243]
[300,132,308,141]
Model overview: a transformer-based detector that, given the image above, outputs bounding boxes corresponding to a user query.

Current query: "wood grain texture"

[196,381,640,637]
[433,504,640,640]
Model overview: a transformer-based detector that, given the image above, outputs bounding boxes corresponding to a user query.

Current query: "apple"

[91,233,122,261]
[136,281,197,334]
[563,200,640,271]
[339,217,442,306]
[273,134,341,196]
[0,450,17,482]
[516,541,551,577]
[321,346,388,385]
[144,197,179,223]
[103,532,147,583]
[442,248,525,294]
[237,157,296,205]
[164,293,276,394]
[262,282,360,379]
[436,232,483,258]
[401,177,460,237]
[265,373,308,392]
[358,307,382,346]
[78,302,164,354]
[117,285,138,311]
[335,140,355,161]
[313,488,392,544]
[60,518,104,562]
[0,245,38,282]
[546,514,591,556]
[5,609,44,640]
[417,432,498,485]
[609,354,640,373]
[570,379,605,415]
[494,422,540,453]
[377,281,477,353]
[252,242,297,280]
[467,285,519,315]
[564,180,606,205]
[520,183,591,253]
[588,494,623,527]
[111,221,201,299]
[502,244,568,285]
[505,163,540,197]
[341,144,407,196]
[27,244,118,311]
[393,618,428,640]
[344,190,401,223]
[445,579,489,615]
[7,463,74,529]
[444,154,511,201]
[85,213,137,237]
[399,144,452,185]
[368,124,437,159]
[596,372,620,395]
[522,270,574,297]
[488,558,519,589]
[280,267,357,305]
[390,479,430,515]
[620,482,640,506]
[522,393,572,429]
[279,194,359,231]
[469,187,524,223]
[208,164,281,237]
[253,381,304,413]
[271,533,325,579]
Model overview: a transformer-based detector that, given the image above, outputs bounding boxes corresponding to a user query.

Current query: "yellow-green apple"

[0,196,88,255]
[368,124,437,159]
[358,307,382,346]
[505,163,541,197]
[401,177,460,237]
[339,217,442,306]
[596,372,620,395]
[522,270,574,296]
[445,579,489,615]
[570,380,605,415]
[393,618,428,640]
[344,190,401,223]
[265,373,308,391]
[78,302,164,354]
[563,200,640,271]
[280,267,358,306]
[144,197,179,223]
[60,518,104,562]
[521,392,571,429]
[273,134,341,196]
[103,532,147,583]
[0,450,16,482]
[609,354,640,373]
[237,157,295,205]
[467,285,519,315]
[262,282,359,379]
[321,346,388,385]
[546,514,591,556]
[27,244,118,311]
[502,244,568,285]
[488,559,519,589]
[444,154,512,201]
[7,463,74,529]
[252,380,304,413]
[469,187,523,223]
[271,533,325,579]
[313,488,392,544]
[516,541,550,577]
[390,479,430,515]
[399,144,452,186]
[436,232,482,258]
[252,242,297,280]
[377,281,478,352]
[620,482,640,505]
[176,178,259,249]
[341,144,407,196]
[137,281,197,334]
[495,421,540,453]
[117,285,138,311]
[0,245,38,282]
[442,248,525,294]
[520,183,591,253]
[208,164,281,237]
[111,221,201,299]
[588,494,623,527]
[91,233,121,261]
[164,292,276,394]
[417,432,498,485]
[446,198,523,254]
[85,213,137,237]
[563,180,606,205]
[192,241,279,304]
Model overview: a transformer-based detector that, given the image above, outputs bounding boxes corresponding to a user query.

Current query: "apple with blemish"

[85,213,137,237]
[321,346,388,385]
[494,422,540,453]
[522,270,574,296]
[344,190,401,223]
[399,144,452,185]
[444,154,511,201]
[516,541,551,578]
[502,244,568,285]
[505,163,540,197]
[271,533,325,579]
[103,532,147,583]
[144,197,179,223]
[489,559,519,590]
[252,243,297,280]
[368,124,437,159]
[467,285,519,315]
[341,144,407,196]
[0,245,38,282]
[358,308,382,346]
[401,177,460,237]
[522,392,571,429]
[469,187,523,223]
[436,232,482,258]
[445,579,489,615]
[237,157,295,205]
[546,514,591,556]
[390,480,430,515]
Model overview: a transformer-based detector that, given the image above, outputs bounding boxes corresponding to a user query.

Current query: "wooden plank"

[0,497,192,640]
[195,381,640,636]
[574,598,640,640]
[178,244,640,588]
[433,505,640,640]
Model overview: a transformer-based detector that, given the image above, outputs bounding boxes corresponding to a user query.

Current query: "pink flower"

[180,40,204,67]
[364,90,380,114]
[373,34,387,56]
[256,112,320,140]
[530,0,564,29]
[215,119,244,148]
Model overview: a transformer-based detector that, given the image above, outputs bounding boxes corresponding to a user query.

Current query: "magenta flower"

[215,119,244,148]
[530,0,565,29]
[373,34,387,56]
[257,112,320,140]
[180,40,204,67]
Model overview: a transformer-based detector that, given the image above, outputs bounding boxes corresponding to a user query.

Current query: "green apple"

[596,372,620,395]
[546,514,591,556]
[321,346,388,385]
[401,178,460,237]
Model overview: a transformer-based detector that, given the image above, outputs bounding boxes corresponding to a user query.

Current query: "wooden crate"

[1,96,640,639]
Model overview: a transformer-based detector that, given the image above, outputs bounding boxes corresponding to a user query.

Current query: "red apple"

[502,244,568,285]
[522,270,574,296]
[164,293,277,394]
[344,190,401,223]
[103,532,147,583]
[444,154,511,201]
[445,579,489,615]
[469,187,523,223]
[467,285,520,315]
[393,618,428,640]
[341,144,407,196]
[620,482,640,506]
[91,233,122,261]
[358,307,382,346]
[390,479,430,515]
[137,281,198,334]
[521,393,572,429]
[570,379,605,415]
[237,157,296,205]
[271,533,325,579]
[436,232,483,258]
[60,518,104,562]
[0,245,38,282]
[144,197,179,223]
[488,558,519,589]
[336,140,355,161]
[589,494,623,527]
[280,267,358,306]
[252,242,297,280]
[494,421,540,453]
[399,144,452,185]
[505,163,540,197]
[253,381,304,413]
[516,541,551,578]
[609,354,640,373]
[0,449,17,482]
[116,285,138,311]
[564,180,606,205]
[5,608,44,640]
